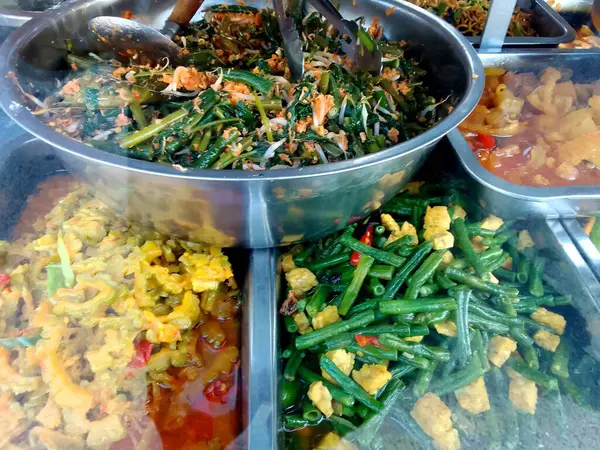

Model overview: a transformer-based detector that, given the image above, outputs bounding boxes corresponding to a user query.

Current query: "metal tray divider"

[538,219,600,315]
[242,248,280,450]
[561,218,600,283]
[480,0,517,50]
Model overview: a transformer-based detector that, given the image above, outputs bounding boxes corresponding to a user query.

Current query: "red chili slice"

[351,225,374,266]
[354,334,386,348]
[130,339,153,369]
[477,133,496,149]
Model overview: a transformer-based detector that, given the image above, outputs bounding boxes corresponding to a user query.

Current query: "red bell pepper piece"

[350,225,374,266]
[0,274,11,293]
[130,340,153,369]
[354,334,386,349]
[477,133,496,149]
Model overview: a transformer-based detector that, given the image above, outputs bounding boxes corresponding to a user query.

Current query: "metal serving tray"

[467,0,576,46]
[0,136,272,450]
[449,50,600,220]
[270,217,600,449]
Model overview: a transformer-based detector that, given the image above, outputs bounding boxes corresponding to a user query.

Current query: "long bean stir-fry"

[37,5,446,170]
[279,181,592,450]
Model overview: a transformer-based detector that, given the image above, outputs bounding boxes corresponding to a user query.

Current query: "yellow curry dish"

[0,179,241,450]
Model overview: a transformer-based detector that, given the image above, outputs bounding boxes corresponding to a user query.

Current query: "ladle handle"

[167,0,203,25]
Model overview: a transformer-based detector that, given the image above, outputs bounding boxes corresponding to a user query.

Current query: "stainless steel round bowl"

[0,0,484,248]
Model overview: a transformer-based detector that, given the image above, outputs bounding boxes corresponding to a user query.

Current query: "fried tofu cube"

[451,205,467,220]
[411,393,461,450]
[432,429,461,450]
[382,214,418,246]
[280,253,296,273]
[481,272,499,284]
[381,213,401,235]
[530,307,566,335]
[488,336,517,368]
[424,206,452,231]
[424,228,454,250]
[470,236,488,253]
[509,374,537,414]
[518,230,535,251]
[397,221,419,246]
[434,321,457,337]
[403,181,425,194]
[441,250,454,265]
[533,330,560,352]
[322,349,355,383]
[455,377,490,415]
[312,305,341,330]
[286,268,318,294]
[308,381,334,417]
[315,432,356,450]
[351,364,392,395]
[481,215,504,231]
[293,311,313,335]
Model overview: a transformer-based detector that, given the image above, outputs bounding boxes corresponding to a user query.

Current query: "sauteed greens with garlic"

[38,5,446,170]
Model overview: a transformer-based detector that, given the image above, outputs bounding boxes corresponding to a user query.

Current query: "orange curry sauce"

[16,175,241,450]
[461,72,600,187]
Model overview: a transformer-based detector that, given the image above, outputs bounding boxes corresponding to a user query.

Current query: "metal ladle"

[89,0,203,64]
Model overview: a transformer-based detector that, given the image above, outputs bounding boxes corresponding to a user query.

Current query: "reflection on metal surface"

[449,50,600,220]
[0,8,37,26]
[242,248,279,450]
[0,0,484,247]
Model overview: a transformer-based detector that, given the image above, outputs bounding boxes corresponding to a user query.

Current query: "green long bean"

[338,255,375,315]
[339,235,406,267]
[445,267,519,297]
[379,333,451,361]
[379,298,456,315]
[454,218,486,274]
[404,251,445,300]
[383,241,433,299]
[295,311,375,350]
[453,287,472,367]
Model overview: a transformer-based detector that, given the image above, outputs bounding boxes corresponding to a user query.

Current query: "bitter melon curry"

[0,177,241,449]
[32,4,447,170]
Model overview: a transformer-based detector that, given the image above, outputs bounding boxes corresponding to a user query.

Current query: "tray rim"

[0,8,37,27]
[466,0,577,46]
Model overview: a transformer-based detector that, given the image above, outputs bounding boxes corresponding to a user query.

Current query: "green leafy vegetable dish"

[38,5,448,170]
[279,180,594,450]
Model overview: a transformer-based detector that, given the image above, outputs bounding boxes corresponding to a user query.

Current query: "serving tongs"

[274,0,305,81]
[274,0,383,81]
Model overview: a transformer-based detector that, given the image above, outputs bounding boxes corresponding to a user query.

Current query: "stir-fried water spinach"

[38,5,447,170]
